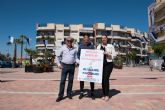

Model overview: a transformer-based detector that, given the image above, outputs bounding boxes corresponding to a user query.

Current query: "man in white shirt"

[56,37,78,102]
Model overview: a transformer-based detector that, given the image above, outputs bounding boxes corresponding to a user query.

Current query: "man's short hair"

[102,34,108,38]
[83,34,90,38]
[66,36,74,42]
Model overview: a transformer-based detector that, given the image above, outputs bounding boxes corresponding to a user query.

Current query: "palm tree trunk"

[30,55,32,65]
[13,43,17,68]
[20,41,23,67]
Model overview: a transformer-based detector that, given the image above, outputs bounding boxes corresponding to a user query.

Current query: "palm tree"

[7,38,21,68]
[41,34,55,63]
[127,50,137,67]
[19,35,29,67]
[24,48,39,65]
[152,43,165,58]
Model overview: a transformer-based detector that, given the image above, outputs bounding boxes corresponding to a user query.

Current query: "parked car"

[0,61,4,68]
[11,61,20,68]
[0,61,12,68]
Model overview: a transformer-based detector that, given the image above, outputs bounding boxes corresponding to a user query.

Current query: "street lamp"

[111,26,114,44]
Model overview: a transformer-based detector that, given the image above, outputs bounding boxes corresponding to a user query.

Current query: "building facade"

[36,23,149,64]
[148,0,165,44]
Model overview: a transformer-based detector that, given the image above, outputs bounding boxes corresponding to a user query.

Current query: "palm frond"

[6,42,12,45]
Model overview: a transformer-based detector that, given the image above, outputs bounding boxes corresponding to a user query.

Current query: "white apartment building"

[148,0,165,44]
[36,23,149,64]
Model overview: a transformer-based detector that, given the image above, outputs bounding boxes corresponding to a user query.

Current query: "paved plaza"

[0,66,165,110]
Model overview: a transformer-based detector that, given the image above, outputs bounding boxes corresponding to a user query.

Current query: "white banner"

[78,49,104,83]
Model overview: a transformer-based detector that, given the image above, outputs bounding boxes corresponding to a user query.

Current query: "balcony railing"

[38,23,47,27]
[35,44,45,47]
[46,44,55,47]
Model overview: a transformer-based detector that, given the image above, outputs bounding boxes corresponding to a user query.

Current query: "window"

[96,31,102,36]
[71,31,78,33]
[64,30,70,36]
[106,31,111,36]
[57,30,63,33]
[37,31,54,36]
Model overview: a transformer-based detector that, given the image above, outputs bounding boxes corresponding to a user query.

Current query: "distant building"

[36,23,149,64]
[148,0,165,44]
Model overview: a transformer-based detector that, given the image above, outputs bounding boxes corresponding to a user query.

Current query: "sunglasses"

[67,40,73,43]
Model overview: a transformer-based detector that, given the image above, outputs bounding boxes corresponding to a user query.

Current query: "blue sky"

[0,0,153,57]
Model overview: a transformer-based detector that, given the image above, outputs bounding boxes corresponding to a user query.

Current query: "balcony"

[94,23,105,30]
[79,28,93,33]
[37,23,55,30]
[155,15,165,23]
[46,44,55,47]
[157,34,165,43]
[108,36,132,40]
[36,35,55,39]
[118,52,126,55]
[155,1,165,12]
[120,45,131,48]
[56,24,64,30]
[155,23,165,32]
[35,44,45,47]
[96,35,102,38]
[69,25,82,31]
[131,46,141,49]
[36,36,42,39]
[46,46,54,50]
[111,25,121,31]
[38,53,44,56]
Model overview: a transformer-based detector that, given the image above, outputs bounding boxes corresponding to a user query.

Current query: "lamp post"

[111,26,114,44]
[7,36,18,68]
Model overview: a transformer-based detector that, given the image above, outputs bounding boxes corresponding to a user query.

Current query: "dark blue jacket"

[77,42,94,59]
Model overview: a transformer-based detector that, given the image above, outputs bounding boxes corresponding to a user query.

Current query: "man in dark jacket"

[77,34,95,100]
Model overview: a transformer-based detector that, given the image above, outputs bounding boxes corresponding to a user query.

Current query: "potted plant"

[152,43,165,58]
[24,49,40,72]
[42,50,54,72]
[113,55,123,69]
[127,51,137,67]
[33,64,44,73]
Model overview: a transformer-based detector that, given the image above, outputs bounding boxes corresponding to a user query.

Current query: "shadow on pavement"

[141,77,158,80]
[110,78,117,80]
[71,89,121,99]
[0,80,15,83]
[0,71,16,74]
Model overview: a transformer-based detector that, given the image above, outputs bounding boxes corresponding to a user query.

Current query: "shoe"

[56,97,63,102]
[91,93,95,100]
[79,93,84,99]
[104,96,109,102]
[67,95,72,99]
[101,96,105,100]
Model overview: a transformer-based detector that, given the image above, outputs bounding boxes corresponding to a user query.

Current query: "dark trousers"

[58,63,75,97]
[102,62,113,96]
[80,81,94,93]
